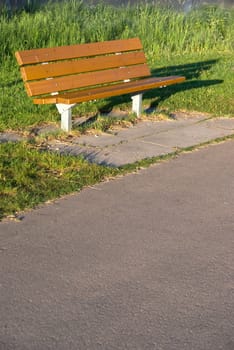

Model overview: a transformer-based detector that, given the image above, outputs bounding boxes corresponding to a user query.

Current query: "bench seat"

[33,76,185,105]
[15,38,185,131]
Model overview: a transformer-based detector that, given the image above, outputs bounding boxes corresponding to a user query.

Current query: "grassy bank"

[0,1,233,131]
[0,141,122,220]
[0,1,234,220]
[1,135,234,221]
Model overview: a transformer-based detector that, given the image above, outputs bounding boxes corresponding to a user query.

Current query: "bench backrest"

[15,38,151,99]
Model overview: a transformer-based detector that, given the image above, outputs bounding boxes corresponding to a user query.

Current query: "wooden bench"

[15,38,185,132]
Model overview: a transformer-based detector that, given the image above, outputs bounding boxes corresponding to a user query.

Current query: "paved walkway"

[0,139,234,350]
[1,113,234,167]
[1,114,234,349]
[46,113,234,166]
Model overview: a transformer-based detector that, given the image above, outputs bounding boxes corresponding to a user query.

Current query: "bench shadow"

[145,79,223,110]
[99,59,222,113]
[150,59,219,79]
[58,147,121,168]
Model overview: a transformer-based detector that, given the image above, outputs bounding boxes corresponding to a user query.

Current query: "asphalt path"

[0,140,234,350]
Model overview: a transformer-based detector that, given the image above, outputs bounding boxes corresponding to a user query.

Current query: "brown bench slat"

[15,38,143,66]
[20,51,147,81]
[25,64,151,97]
[33,76,185,105]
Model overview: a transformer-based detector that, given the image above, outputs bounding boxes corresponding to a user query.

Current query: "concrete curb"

[47,114,234,166]
[1,114,234,167]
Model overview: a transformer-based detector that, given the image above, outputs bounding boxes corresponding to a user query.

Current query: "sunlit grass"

[0,141,121,220]
[0,1,233,131]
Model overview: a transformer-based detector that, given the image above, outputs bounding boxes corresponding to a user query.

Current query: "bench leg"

[56,104,76,132]
[131,93,142,117]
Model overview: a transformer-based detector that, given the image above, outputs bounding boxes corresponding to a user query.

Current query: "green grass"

[144,54,234,116]
[0,1,233,131]
[0,141,121,220]
[0,1,234,220]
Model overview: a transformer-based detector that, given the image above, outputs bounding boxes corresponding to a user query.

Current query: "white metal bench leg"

[56,104,76,132]
[131,93,142,117]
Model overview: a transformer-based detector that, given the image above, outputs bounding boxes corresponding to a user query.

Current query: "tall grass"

[1,1,233,62]
[0,1,233,130]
